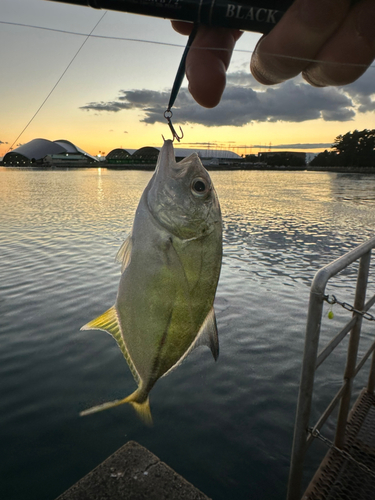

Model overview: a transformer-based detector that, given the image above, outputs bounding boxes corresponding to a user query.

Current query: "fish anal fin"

[80,390,153,426]
[80,306,140,385]
[81,305,119,334]
[162,307,219,378]
[115,234,133,272]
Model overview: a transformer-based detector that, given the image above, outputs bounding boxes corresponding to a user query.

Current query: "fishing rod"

[45,0,294,34]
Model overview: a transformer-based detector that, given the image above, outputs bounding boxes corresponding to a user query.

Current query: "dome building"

[131,147,159,162]
[106,149,132,164]
[3,138,98,166]
[105,145,242,170]
[106,146,159,169]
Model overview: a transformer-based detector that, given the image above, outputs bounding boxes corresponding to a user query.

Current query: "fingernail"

[357,3,375,49]
[250,54,284,85]
[302,68,327,87]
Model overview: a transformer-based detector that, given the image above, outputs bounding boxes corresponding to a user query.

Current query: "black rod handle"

[44,0,295,34]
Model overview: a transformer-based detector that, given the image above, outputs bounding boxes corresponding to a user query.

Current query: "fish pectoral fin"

[162,306,219,379]
[80,306,141,386]
[115,233,133,272]
[80,390,153,427]
[194,306,219,361]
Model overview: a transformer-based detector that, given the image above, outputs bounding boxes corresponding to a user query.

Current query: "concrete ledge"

[56,441,211,500]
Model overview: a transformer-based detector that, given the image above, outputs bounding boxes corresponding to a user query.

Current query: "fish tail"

[80,390,153,426]
[128,397,153,427]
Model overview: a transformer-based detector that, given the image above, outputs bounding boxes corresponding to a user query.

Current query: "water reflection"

[210,171,375,288]
[330,173,375,205]
[0,167,374,500]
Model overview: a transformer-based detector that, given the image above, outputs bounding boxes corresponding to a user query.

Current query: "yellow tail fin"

[80,390,153,426]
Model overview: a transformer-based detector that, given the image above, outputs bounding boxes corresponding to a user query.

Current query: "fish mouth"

[156,139,179,174]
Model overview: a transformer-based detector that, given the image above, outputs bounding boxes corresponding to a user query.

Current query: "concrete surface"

[56,440,211,500]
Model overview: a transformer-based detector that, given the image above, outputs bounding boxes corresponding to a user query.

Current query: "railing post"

[334,251,371,448]
[287,287,325,500]
[287,239,375,499]
[367,350,375,394]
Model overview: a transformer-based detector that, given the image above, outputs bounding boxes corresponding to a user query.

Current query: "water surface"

[0,167,374,500]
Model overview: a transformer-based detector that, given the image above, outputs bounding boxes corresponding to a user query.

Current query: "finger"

[171,20,195,36]
[303,0,375,86]
[184,26,242,108]
[250,0,351,85]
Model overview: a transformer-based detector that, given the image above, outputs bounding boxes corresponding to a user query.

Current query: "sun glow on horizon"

[1,1,374,160]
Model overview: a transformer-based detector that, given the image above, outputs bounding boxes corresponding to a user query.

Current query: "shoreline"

[1,162,375,174]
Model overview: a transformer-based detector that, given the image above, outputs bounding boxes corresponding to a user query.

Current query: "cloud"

[80,70,373,127]
[226,71,266,89]
[341,70,375,99]
[255,143,333,149]
[80,89,169,113]
[321,108,356,121]
[0,140,8,144]
[80,101,132,112]
[339,70,375,113]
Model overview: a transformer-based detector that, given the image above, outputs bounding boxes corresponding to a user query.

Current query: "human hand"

[172,0,375,108]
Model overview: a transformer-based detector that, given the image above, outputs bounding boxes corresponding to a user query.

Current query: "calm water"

[1,167,375,500]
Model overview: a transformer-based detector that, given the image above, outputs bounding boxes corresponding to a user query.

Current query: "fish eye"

[191,177,209,197]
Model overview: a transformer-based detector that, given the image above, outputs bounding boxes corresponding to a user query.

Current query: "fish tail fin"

[128,397,153,427]
[80,390,153,426]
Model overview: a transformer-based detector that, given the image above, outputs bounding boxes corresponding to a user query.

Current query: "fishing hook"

[164,109,183,142]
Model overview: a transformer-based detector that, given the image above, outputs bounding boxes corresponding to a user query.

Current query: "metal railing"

[287,236,375,500]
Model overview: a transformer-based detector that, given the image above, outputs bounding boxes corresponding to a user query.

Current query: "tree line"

[310,129,375,167]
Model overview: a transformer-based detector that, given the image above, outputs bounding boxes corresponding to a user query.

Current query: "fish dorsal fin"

[162,307,219,378]
[178,152,199,164]
[81,306,140,385]
[115,234,132,272]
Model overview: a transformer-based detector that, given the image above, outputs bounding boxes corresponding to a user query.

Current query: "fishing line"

[2,20,375,70]
[164,24,199,141]
[0,20,188,49]
[3,15,375,152]
[6,13,107,154]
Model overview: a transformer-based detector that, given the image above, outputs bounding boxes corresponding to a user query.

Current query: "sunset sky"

[1,0,375,158]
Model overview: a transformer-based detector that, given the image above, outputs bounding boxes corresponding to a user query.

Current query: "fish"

[80,139,222,425]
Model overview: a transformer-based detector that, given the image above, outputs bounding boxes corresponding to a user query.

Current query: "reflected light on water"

[0,167,374,500]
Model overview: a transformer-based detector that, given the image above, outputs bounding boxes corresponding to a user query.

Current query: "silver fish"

[81,139,222,424]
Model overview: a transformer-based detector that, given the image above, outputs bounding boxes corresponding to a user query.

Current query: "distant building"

[201,157,219,167]
[258,151,306,167]
[106,147,158,166]
[3,138,98,166]
[259,151,306,161]
[132,147,159,164]
[4,139,244,168]
[244,154,259,163]
[174,148,241,161]
[105,148,132,164]
[105,146,241,167]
